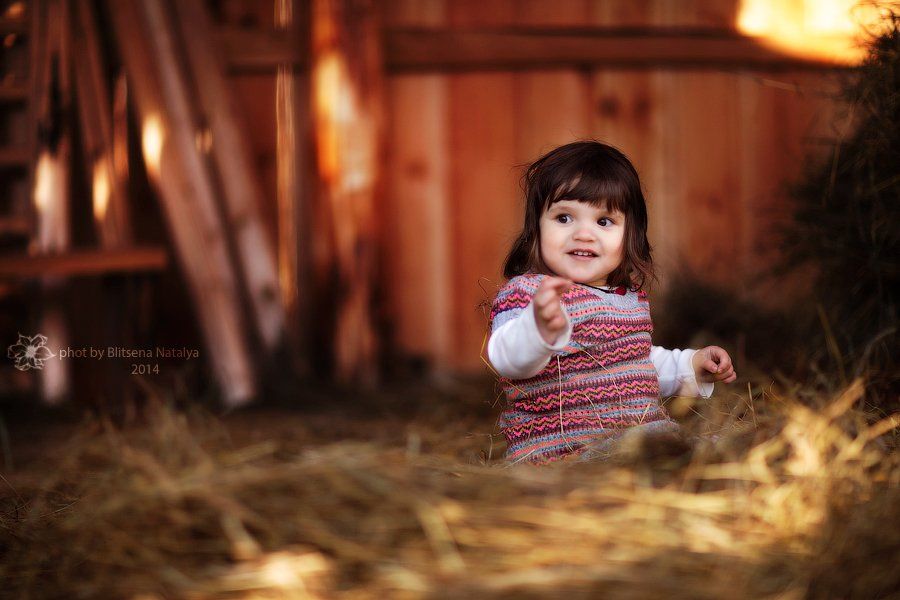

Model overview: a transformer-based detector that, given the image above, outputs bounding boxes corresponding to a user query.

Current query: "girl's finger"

[541,306,559,322]
[544,276,574,292]
[702,359,719,374]
[537,278,573,300]
[548,316,566,331]
[716,368,735,382]
[535,288,563,308]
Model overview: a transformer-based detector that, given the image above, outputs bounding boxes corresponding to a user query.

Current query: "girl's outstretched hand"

[533,276,573,345]
[692,345,737,384]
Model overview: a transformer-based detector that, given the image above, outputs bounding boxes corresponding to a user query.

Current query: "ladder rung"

[0,247,169,279]
[0,85,28,102]
[0,147,29,168]
[0,216,30,236]
[0,17,28,35]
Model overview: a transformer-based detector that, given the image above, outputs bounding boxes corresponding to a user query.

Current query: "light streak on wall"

[142,114,165,177]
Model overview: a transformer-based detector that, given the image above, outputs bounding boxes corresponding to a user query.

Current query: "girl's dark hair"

[503,140,655,290]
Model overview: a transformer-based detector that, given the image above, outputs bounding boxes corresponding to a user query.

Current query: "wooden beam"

[0,17,29,34]
[0,147,30,168]
[70,0,132,248]
[0,247,167,278]
[32,0,72,405]
[0,85,28,102]
[106,0,257,405]
[217,26,856,72]
[386,27,856,72]
[275,0,312,376]
[171,0,285,355]
[0,215,30,236]
[311,0,383,384]
[215,25,306,73]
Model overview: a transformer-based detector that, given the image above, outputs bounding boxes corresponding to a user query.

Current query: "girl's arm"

[488,301,572,379]
[650,346,714,398]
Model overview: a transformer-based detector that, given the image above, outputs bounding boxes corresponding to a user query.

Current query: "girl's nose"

[573,225,596,241]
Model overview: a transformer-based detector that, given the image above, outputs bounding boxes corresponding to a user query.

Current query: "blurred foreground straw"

[0,379,897,599]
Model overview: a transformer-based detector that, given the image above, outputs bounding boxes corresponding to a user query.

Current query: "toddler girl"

[488,141,736,464]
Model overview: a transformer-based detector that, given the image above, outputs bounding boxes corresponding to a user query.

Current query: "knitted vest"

[490,273,669,464]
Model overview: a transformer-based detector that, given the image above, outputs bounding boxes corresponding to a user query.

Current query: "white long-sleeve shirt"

[487,299,713,398]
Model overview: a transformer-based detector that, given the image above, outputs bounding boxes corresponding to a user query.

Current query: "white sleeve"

[650,346,714,399]
[487,301,573,379]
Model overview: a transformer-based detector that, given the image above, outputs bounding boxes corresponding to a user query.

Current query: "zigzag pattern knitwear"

[490,273,677,464]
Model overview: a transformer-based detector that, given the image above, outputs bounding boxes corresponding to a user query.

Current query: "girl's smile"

[539,199,625,287]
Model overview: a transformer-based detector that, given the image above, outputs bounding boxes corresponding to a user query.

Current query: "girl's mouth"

[568,250,597,260]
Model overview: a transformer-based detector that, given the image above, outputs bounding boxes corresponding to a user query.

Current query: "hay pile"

[778,8,900,402]
[1,380,897,599]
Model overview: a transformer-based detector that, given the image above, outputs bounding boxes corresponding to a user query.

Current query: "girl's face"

[539,199,625,287]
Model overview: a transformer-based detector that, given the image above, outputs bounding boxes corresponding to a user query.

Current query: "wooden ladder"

[0,1,33,264]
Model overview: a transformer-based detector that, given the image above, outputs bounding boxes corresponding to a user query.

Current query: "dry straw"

[0,377,897,599]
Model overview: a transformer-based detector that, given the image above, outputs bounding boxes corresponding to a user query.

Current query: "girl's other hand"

[692,346,737,384]
[533,276,573,345]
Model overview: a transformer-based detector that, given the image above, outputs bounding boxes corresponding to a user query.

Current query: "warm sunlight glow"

[92,159,110,222]
[313,51,348,183]
[737,0,887,64]
[312,51,373,193]
[141,115,165,177]
[33,151,54,213]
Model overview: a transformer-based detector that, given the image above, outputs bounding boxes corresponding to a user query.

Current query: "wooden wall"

[380,0,845,372]
[226,0,848,374]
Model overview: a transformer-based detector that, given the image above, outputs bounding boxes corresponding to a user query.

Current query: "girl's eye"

[555,214,571,224]
[598,217,612,227]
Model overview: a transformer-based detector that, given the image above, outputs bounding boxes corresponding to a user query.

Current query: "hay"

[1,379,897,599]
[777,7,900,405]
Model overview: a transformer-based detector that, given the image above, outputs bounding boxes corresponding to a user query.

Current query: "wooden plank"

[0,247,167,278]
[111,74,129,188]
[0,17,28,34]
[587,0,658,26]
[105,0,257,405]
[216,26,857,73]
[31,0,71,253]
[385,74,451,365]
[589,71,670,284]
[0,147,30,167]
[653,0,738,28]
[0,85,28,102]
[215,26,306,73]
[736,70,845,304]
[659,71,743,288]
[443,3,520,371]
[653,1,758,300]
[586,3,671,293]
[310,0,383,383]
[70,0,132,248]
[513,0,591,156]
[382,0,449,369]
[516,0,590,26]
[448,72,518,371]
[0,215,30,235]
[172,0,286,354]
[386,28,854,72]
[515,69,591,161]
[381,0,446,27]
[32,0,72,404]
[274,0,312,375]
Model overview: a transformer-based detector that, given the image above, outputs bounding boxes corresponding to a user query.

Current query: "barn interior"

[0,0,897,597]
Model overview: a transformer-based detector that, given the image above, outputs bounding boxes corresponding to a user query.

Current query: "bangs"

[545,162,631,215]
